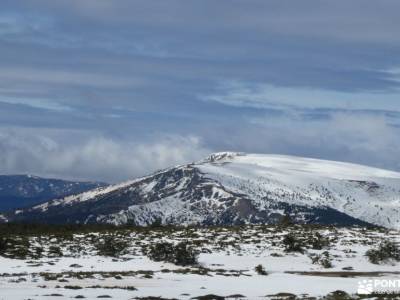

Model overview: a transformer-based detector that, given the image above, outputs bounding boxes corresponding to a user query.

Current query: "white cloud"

[246,112,400,171]
[202,80,400,112]
[0,67,145,89]
[0,128,210,182]
[0,96,72,112]
[1,110,400,182]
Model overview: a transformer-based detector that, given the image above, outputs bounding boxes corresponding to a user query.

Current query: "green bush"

[94,235,129,257]
[147,242,198,266]
[308,232,330,250]
[0,236,8,254]
[366,240,400,264]
[254,264,268,275]
[282,233,304,253]
[0,236,31,259]
[150,218,163,228]
[48,246,63,257]
[309,251,333,268]
[279,215,294,227]
[323,290,352,300]
[32,246,44,259]
[9,242,31,259]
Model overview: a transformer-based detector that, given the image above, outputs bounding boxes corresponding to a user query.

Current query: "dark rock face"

[1,166,373,227]
[0,175,106,212]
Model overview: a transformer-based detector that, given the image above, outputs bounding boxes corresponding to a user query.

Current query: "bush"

[32,246,44,259]
[0,236,8,254]
[323,290,352,300]
[150,218,163,228]
[148,242,174,262]
[282,233,304,253]
[95,235,129,257]
[48,246,63,257]
[254,264,268,275]
[10,242,31,259]
[309,251,333,268]
[0,236,31,259]
[147,242,198,266]
[366,240,400,264]
[308,232,330,250]
[279,215,294,227]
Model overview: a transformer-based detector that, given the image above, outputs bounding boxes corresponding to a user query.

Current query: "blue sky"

[1,0,400,182]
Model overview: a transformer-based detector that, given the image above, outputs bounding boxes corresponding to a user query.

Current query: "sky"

[1,0,400,182]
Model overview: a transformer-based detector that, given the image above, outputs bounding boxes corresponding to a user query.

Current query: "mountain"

[0,175,107,212]
[1,153,400,228]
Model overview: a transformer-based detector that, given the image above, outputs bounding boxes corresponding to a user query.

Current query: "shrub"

[366,240,400,264]
[64,285,83,290]
[309,251,333,268]
[279,215,294,227]
[308,232,330,250]
[0,236,8,254]
[254,264,268,275]
[282,233,304,253]
[323,290,352,300]
[48,246,63,257]
[94,235,129,257]
[192,295,225,300]
[32,246,44,259]
[150,218,163,228]
[148,242,174,262]
[4,237,31,259]
[147,242,198,266]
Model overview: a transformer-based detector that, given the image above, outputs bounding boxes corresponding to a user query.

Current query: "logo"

[357,279,374,294]
[358,279,400,295]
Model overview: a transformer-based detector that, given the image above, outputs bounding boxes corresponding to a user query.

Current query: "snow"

[0,214,7,222]
[0,226,399,299]
[7,152,400,230]
[32,175,156,212]
[197,153,400,229]
[2,153,400,298]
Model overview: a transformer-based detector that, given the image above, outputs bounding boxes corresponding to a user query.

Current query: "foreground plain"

[0,224,399,300]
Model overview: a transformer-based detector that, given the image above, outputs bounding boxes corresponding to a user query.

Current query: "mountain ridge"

[0,174,107,212]
[1,152,399,228]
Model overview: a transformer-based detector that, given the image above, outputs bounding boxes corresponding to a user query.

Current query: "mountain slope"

[2,153,400,228]
[0,175,107,212]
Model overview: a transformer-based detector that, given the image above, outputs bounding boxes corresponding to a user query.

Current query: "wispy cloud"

[0,96,72,112]
[235,112,400,171]
[1,1,400,178]
[202,80,400,112]
[0,67,144,89]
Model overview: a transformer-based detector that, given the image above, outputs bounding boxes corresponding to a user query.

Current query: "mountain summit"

[2,153,400,228]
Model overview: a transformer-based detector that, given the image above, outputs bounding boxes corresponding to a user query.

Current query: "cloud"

[20,1,400,45]
[0,67,144,89]
[202,81,400,112]
[0,128,210,182]
[241,112,400,171]
[1,109,400,184]
[0,96,72,112]
[1,1,400,180]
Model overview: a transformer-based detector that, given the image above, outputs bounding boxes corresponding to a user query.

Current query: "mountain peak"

[204,151,245,163]
[2,153,400,229]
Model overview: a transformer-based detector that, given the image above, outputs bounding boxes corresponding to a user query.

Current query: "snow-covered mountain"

[2,153,400,228]
[0,175,107,212]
